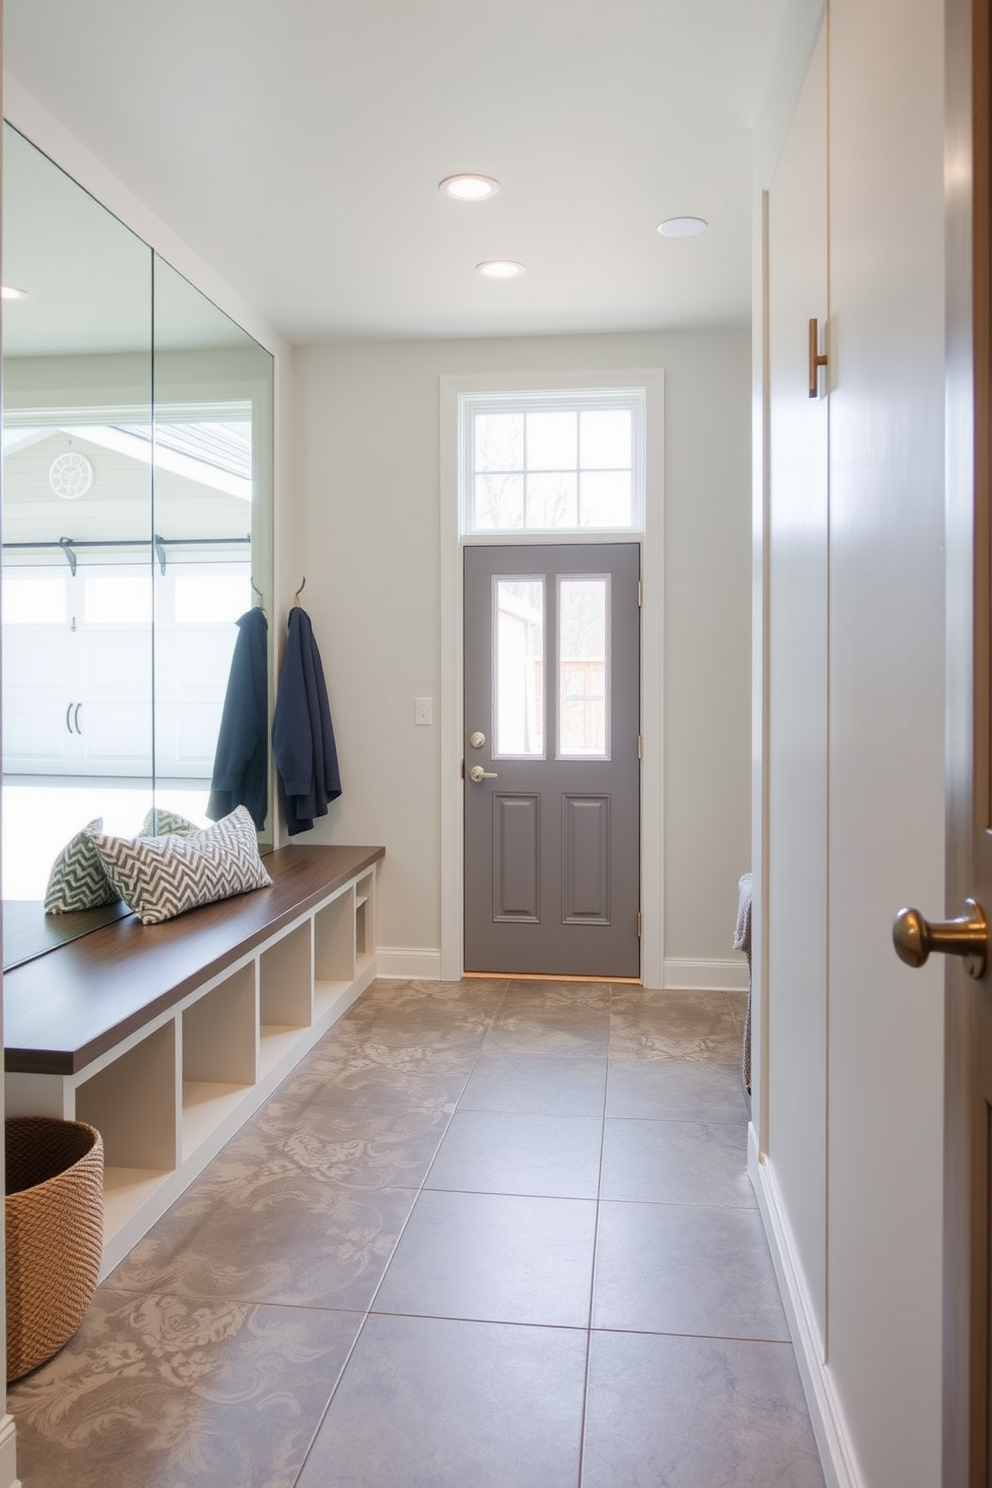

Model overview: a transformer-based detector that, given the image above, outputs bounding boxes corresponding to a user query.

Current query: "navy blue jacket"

[207,607,269,829]
[272,606,342,835]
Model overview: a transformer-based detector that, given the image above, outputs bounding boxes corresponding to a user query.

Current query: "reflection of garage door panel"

[4,633,69,687]
[172,630,238,699]
[154,701,224,775]
[83,631,153,698]
[3,699,70,766]
[82,702,153,768]
[2,632,76,770]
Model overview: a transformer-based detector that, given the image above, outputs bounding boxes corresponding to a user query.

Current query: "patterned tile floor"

[8,980,826,1487]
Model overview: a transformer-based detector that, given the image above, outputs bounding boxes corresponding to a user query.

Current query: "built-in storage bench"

[3,844,384,1277]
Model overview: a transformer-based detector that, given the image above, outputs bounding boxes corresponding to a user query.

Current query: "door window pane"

[475,412,524,471]
[494,578,545,757]
[580,471,633,528]
[558,576,609,757]
[525,472,578,529]
[526,410,577,470]
[476,474,524,530]
[580,408,631,469]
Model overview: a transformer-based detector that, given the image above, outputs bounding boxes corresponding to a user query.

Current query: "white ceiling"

[3,0,788,346]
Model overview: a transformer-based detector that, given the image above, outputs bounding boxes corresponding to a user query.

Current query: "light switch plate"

[415,697,432,726]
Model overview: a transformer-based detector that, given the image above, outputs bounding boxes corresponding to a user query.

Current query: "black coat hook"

[294,576,306,606]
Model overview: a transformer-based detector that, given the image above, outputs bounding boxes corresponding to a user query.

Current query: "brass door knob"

[892,899,987,978]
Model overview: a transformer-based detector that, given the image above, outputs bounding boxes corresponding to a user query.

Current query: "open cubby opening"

[75,1021,178,1238]
[181,962,257,1158]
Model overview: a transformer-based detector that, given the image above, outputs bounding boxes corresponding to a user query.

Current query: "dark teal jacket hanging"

[272,606,342,835]
[207,607,269,829]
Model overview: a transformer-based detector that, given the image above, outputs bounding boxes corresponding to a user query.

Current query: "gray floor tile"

[372,1188,597,1327]
[108,1179,419,1310]
[8,1291,362,1488]
[459,1049,608,1116]
[298,1313,586,1488]
[610,989,742,1062]
[500,979,613,1006]
[485,998,611,1058]
[592,1200,790,1340]
[601,1117,755,1207]
[582,1330,826,1487]
[606,1059,748,1123]
[426,1109,603,1198]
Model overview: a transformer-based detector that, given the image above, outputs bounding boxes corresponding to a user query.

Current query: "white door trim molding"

[439,368,665,986]
[750,1132,859,1488]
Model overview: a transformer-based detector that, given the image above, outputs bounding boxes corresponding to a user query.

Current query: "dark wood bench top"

[3,844,384,1077]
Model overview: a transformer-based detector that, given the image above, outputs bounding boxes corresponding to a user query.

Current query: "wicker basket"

[5,1116,104,1381]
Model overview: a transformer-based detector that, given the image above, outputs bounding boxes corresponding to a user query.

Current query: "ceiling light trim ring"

[476,260,526,279]
[439,174,501,202]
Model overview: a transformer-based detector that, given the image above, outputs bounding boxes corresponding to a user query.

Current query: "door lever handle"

[469,765,498,783]
[808,317,828,398]
[892,898,988,978]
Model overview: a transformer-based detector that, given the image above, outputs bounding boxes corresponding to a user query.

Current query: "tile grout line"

[290,977,513,1488]
[573,983,620,1488]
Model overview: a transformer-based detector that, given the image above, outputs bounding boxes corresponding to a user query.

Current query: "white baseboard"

[375,946,443,980]
[0,1413,20,1488]
[375,951,746,989]
[749,1128,862,1488]
[663,957,749,992]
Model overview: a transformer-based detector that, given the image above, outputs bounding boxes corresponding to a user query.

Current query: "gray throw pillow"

[91,805,271,926]
[139,808,200,837]
[44,818,120,914]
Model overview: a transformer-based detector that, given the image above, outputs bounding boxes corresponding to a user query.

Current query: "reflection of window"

[463,389,643,534]
[175,574,252,624]
[2,578,66,625]
[558,577,609,758]
[84,575,153,625]
[494,578,545,757]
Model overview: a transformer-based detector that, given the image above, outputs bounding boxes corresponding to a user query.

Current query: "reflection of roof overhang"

[2,409,252,501]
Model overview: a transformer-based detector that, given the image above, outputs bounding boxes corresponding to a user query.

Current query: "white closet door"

[766,18,829,1344]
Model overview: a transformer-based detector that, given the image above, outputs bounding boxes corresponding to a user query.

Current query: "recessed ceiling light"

[476,260,525,279]
[1,285,27,300]
[440,174,500,202]
[657,216,708,238]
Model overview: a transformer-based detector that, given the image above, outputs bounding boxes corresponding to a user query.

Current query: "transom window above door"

[460,387,646,535]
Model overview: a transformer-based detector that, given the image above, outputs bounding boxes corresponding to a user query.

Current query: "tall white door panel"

[766,18,829,1344]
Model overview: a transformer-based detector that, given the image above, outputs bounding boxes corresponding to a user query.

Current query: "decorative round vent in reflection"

[49,451,93,500]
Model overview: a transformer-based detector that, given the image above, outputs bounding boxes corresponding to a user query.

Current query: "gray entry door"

[463,542,640,977]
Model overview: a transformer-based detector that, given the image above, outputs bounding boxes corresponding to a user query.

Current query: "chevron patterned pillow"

[91,806,272,926]
[139,808,199,837]
[44,818,121,914]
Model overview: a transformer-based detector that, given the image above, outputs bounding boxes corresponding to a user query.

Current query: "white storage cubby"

[181,960,257,1160]
[74,1022,179,1243]
[259,920,313,1077]
[4,847,382,1278]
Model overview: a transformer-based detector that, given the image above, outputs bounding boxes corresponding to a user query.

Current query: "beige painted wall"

[291,329,751,977]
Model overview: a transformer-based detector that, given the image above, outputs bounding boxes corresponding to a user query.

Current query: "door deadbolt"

[470,731,486,749]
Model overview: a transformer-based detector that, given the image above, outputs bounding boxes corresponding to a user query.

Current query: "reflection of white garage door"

[2,563,251,779]
[154,569,253,777]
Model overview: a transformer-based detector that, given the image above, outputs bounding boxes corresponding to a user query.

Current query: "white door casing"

[439,370,664,985]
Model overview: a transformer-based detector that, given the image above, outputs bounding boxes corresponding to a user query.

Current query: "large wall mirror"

[1,123,274,967]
